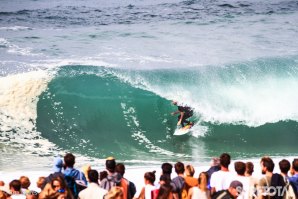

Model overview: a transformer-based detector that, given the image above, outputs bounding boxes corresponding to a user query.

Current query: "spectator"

[9,179,26,199]
[78,170,107,199]
[289,158,298,196]
[172,162,185,199]
[188,172,210,199]
[210,153,232,195]
[212,181,243,199]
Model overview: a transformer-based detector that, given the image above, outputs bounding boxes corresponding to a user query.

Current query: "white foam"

[0,70,58,155]
[0,26,32,31]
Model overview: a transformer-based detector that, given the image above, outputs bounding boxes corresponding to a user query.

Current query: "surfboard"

[173,124,193,136]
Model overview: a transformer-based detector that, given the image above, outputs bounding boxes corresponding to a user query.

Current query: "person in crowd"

[39,176,73,199]
[78,170,107,199]
[279,159,291,182]
[172,162,185,199]
[0,185,12,199]
[257,156,274,199]
[105,187,124,199]
[245,162,258,199]
[36,177,45,191]
[99,171,108,183]
[289,158,298,196]
[183,165,198,199]
[100,157,122,192]
[26,190,38,199]
[42,156,65,189]
[232,161,249,199]
[159,175,171,186]
[9,179,26,199]
[210,153,232,195]
[161,163,173,178]
[63,153,87,197]
[188,172,210,199]
[133,171,156,199]
[116,163,136,199]
[156,184,173,199]
[81,165,91,184]
[0,182,5,187]
[206,158,221,190]
[212,181,243,199]
[19,176,31,195]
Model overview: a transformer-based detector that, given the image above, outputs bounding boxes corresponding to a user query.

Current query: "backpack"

[128,181,136,199]
[64,175,79,199]
[284,181,296,199]
[269,173,286,199]
[101,172,122,191]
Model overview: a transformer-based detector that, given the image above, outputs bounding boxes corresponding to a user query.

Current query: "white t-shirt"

[210,170,232,192]
[232,175,250,199]
[191,187,209,199]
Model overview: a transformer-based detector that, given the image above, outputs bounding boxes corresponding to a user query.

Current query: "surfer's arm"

[177,112,184,125]
[171,110,180,115]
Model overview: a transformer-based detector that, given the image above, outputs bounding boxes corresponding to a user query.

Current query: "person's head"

[105,186,123,199]
[9,180,21,193]
[53,156,63,173]
[172,100,178,106]
[234,161,246,176]
[210,157,220,167]
[106,157,116,173]
[0,185,11,198]
[19,176,30,189]
[174,162,185,175]
[292,158,298,173]
[26,190,38,199]
[245,162,254,176]
[260,156,274,174]
[51,177,66,193]
[0,182,4,186]
[116,163,125,177]
[36,177,45,189]
[99,170,108,181]
[198,172,208,191]
[157,184,172,199]
[159,174,171,185]
[144,171,156,185]
[220,153,231,168]
[81,164,91,182]
[64,153,75,168]
[185,165,195,177]
[161,163,173,176]
[228,181,243,198]
[88,170,99,184]
[279,159,291,175]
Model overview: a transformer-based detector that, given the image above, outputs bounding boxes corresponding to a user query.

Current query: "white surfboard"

[173,124,192,136]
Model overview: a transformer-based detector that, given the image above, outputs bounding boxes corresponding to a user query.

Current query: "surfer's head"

[172,100,178,105]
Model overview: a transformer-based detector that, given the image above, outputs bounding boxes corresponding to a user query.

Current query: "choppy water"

[1,0,298,170]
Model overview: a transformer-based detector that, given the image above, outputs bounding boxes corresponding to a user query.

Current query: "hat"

[0,185,11,195]
[229,180,243,190]
[53,156,63,173]
[106,157,116,172]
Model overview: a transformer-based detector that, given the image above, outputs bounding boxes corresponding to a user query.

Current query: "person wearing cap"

[100,157,123,193]
[42,156,65,190]
[211,180,243,199]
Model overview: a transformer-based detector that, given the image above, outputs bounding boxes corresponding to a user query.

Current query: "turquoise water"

[1,0,298,170]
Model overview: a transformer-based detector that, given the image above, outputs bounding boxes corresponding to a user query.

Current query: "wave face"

[34,61,298,164]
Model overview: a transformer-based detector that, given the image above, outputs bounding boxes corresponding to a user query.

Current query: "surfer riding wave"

[171,100,194,127]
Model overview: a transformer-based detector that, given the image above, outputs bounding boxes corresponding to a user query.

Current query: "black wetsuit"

[177,106,193,127]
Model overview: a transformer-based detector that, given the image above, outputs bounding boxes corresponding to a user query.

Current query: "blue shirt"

[64,167,87,185]
[289,174,298,195]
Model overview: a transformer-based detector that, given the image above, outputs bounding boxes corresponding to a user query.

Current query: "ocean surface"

[1,0,298,171]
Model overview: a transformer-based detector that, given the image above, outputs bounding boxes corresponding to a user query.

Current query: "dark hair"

[88,170,99,183]
[292,159,298,172]
[9,180,21,192]
[99,171,108,181]
[51,176,66,190]
[279,159,290,174]
[161,163,173,175]
[64,153,75,168]
[174,162,185,174]
[106,158,116,173]
[157,184,172,199]
[144,171,156,184]
[220,153,231,168]
[261,157,274,172]
[246,162,254,175]
[116,163,125,177]
[159,174,171,185]
[234,161,246,175]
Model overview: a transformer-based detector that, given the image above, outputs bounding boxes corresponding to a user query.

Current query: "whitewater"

[1,0,298,172]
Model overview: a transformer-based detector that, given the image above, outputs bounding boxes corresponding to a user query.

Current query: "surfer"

[171,100,193,127]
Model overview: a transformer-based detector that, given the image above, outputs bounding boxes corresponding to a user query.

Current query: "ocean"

[1,0,298,172]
